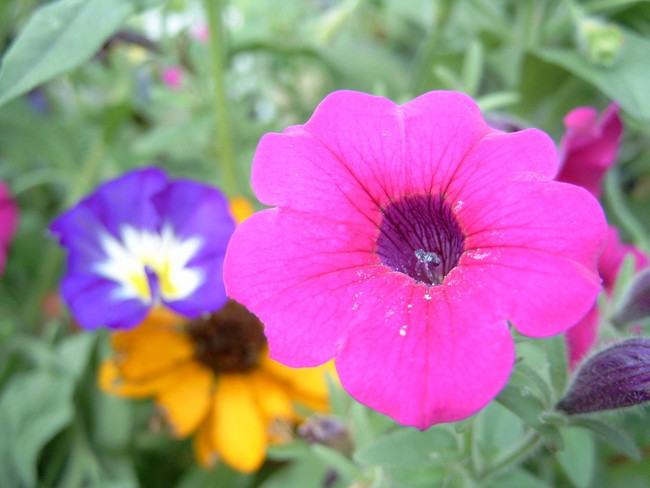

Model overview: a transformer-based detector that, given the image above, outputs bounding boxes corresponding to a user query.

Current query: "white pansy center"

[94,223,203,303]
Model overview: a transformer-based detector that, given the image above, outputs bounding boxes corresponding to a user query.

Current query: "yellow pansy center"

[94,224,203,304]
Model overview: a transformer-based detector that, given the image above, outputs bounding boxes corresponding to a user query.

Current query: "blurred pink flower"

[557,103,649,367]
[191,24,209,42]
[161,66,183,91]
[0,182,18,275]
[556,104,622,197]
[566,227,648,367]
[224,90,607,428]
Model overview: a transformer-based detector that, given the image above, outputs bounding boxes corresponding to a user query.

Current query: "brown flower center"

[186,300,267,374]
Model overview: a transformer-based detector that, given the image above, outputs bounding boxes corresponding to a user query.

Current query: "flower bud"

[578,18,624,67]
[298,415,353,456]
[557,338,650,415]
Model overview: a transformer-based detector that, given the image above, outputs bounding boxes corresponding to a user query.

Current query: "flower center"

[376,194,465,286]
[186,300,267,373]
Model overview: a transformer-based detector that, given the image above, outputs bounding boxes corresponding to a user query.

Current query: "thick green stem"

[203,0,238,196]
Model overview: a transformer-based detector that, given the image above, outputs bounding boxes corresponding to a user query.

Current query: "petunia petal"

[461,180,606,270]
[456,247,601,337]
[253,91,492,218]
[336,281,515,429]
[211,374,267,473]
[225,208,382,366]
[156,361,214,437]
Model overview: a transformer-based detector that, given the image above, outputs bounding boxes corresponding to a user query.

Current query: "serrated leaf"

[611,268,650,327]
[0,0,134,107]
[556,427,595,488]
[355,426,457,468]
[535,29,650,122]
[0,370,75,486]
[570,416,641,461]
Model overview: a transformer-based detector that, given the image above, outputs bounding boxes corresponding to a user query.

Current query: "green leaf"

[482,467,553,488]
[496,384,563,449]
[311,444,362,482]
[0,0,134,107]
[259,456,330,488]
[176,464,251,488]
[556,427,595,488]
[0,370,75,486]
[611,268,650,327]
[535,29,650,122]
[355,425,458,468]
[570,416,641,461]
[541,335,568,399]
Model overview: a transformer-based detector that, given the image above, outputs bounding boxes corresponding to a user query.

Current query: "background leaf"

[0,370,75,487]
[0,0,135,107]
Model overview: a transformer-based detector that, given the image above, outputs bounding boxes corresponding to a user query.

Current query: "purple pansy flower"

[51,167,235,330]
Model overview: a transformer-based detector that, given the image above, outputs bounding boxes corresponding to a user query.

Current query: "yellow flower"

[99,302,335,472]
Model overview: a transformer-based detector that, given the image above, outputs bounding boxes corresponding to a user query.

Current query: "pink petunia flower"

[224,91,607,428]
[556,103,648,367]
[0,182,18,275]
[161,66,183,91]
[556,104,622,197]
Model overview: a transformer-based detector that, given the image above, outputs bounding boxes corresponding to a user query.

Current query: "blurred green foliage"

[1,0,650,487]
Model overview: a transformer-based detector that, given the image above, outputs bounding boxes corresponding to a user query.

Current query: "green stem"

[203,0,238,196]
[604,168,650,252]
[409,0,456,94]
[479,432,542,482]
[25,135,106,332]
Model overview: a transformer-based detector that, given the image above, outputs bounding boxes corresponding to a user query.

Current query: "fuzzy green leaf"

[556,427,595,488]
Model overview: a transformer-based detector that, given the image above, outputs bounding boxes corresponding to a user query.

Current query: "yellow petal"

[98,358,177,398]
[249,370,294,421]
[211,374,267,473]
[156,361,214,438]
[111,310,194,381]
[229,196,254,224]
[261,354,336,403]
[194,420,216,468]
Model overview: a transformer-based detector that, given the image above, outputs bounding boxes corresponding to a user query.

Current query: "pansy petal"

[211,374,267,473]
[156,361,214,437]
[60,273,149,329]
[52,168,166,244]
[225,208,382,366]
[151,180,235,316]
[336,282,515,428]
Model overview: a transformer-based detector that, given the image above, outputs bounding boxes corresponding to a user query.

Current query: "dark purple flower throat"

[377,194,464,286]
